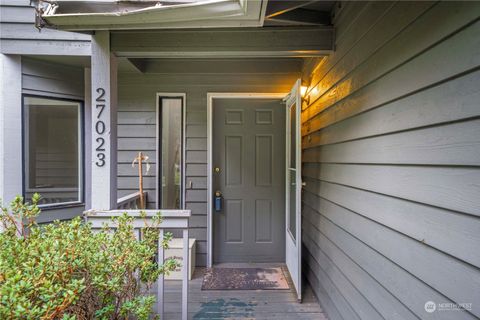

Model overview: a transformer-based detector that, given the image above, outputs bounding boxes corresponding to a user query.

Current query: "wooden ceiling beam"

[126,58,303,74]
[112,27,334,58]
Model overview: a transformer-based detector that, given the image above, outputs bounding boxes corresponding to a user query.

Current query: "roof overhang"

[37,0,268,31]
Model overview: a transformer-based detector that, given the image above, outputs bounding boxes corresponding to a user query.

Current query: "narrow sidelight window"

[158,96,184,209]
[23,96,83,207]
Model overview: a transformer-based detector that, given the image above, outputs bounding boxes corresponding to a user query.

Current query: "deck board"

[152,267,328,320]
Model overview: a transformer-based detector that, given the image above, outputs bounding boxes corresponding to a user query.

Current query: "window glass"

[290,103,296,168]
[288,103,297,240]
[159,97,183,209]
[288,169,296,240]
[23,96,82,206]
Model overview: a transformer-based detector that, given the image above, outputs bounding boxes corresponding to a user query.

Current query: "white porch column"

[91,31,118,210]
[0,54,22,205]
[84,67,92,210]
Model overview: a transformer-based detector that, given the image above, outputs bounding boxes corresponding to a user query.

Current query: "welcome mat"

[201,267,290,290]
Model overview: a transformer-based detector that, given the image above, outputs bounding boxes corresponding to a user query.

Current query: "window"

[158,96,184,209]
[23,96,83,207]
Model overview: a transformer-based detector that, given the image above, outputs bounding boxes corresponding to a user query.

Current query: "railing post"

[157,228,164,318]
[84,210,190,319]
[182,228,189,320]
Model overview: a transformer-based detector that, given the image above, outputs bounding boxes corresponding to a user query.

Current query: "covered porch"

[83,26,331,318]
[2,1,479,319]
[78,13,334,317]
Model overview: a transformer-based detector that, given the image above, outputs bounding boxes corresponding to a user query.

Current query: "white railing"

[83,209,191,320]
[116,191,147,209]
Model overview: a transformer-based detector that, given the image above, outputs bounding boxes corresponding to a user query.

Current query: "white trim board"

[42,0,266,31]
[155,93,187,210]
[206,92,287,267]
[0,55,22,204]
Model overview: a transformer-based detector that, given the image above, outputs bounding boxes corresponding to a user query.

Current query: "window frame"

[21,94,85,210]
[156,93,186,210]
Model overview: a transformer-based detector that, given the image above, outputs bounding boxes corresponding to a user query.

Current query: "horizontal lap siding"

[22,58,84,99]
[301,2,480,320]
[0,3,90,55]
[117,71,300,266]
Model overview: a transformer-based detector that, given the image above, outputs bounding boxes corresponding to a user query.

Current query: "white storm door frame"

[285,79,302,302]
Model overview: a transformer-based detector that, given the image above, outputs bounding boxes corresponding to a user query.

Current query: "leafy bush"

[0,194,178,320]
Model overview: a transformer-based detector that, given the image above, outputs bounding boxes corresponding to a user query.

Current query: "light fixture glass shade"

[300,86,308,97]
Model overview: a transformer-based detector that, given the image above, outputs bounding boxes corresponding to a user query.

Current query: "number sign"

[95,88,106,167]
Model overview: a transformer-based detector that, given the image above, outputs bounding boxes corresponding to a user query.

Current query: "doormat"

[201,267,290,290]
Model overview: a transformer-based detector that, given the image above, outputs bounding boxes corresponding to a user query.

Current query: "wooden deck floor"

[153,265,327,320]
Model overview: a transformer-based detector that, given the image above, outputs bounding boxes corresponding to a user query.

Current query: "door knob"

[214,167,221,173]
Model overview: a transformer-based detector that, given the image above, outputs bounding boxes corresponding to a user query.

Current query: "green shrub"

[0,194,178,320]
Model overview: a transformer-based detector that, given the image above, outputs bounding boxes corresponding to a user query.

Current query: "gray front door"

[213,98,285,263]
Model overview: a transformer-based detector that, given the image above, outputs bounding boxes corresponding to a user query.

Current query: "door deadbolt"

[214,167,221,173]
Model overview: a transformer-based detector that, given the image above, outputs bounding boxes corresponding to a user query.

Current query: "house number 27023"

[95,88,107,167]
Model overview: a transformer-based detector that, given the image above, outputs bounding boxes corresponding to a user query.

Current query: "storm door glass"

[288,102,297,241]
[23,96,82,206]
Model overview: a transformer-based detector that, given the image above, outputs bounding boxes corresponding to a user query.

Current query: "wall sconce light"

[300,85,308,97]
[301,79,311,105]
